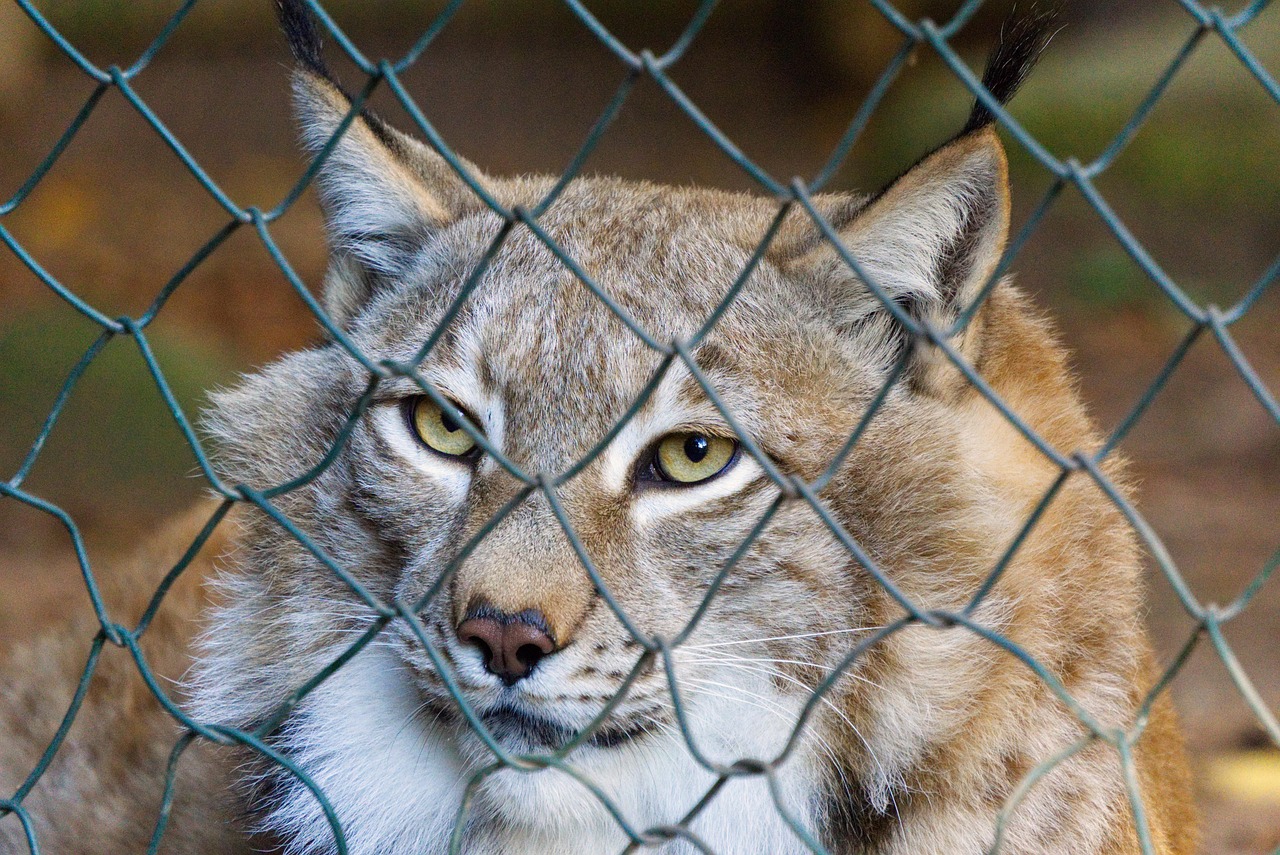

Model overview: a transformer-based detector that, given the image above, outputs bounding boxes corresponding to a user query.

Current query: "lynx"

[1,4,1196,854]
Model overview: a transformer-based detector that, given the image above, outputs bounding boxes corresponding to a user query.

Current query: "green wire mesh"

[2,1,1279,853]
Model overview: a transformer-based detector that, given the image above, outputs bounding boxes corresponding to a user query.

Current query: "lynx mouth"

[425,702,657,751]
[480,705,572,749]
[481,704,657,750]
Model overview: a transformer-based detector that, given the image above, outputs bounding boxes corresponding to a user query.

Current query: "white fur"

[261,642,824,854]
[294,78,446,277]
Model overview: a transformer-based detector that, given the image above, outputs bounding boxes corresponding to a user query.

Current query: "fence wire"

[2,0,1279,853]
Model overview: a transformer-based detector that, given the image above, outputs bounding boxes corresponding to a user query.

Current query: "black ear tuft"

[275,0,406,152]
[276,0,335,83]
[962,5,1058,135]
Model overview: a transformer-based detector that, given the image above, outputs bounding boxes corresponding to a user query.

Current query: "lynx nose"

[456,608,556,686]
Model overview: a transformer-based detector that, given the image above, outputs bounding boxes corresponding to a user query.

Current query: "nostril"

[456,617,504,674]
[469,637,494,664]
[516,643,546,669]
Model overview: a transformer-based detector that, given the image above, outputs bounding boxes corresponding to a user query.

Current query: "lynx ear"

[278,0,485,325]
[792,5,1052,391]
[810,126,1011,341]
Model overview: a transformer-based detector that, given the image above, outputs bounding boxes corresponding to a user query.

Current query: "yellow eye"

[410,397,478,458]
[654,433,737,484]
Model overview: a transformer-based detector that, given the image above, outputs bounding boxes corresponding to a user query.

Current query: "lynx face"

[190,13,1195,855]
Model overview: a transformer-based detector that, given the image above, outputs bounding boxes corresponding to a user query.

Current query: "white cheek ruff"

[267,642,823,855]
[262,642,470,855]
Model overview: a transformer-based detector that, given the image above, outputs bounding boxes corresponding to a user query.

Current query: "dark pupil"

[683,435,709,463]
[440,410,460,433]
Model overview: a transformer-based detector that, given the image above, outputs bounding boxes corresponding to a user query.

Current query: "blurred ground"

[1,1,1277,852]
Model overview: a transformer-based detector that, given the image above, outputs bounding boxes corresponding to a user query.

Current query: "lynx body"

[0,6,1195,854]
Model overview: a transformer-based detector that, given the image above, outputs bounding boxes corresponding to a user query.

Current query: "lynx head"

[193,8,1135,854]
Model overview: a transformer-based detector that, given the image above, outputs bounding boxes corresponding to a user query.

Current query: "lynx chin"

[0,3,1196,854]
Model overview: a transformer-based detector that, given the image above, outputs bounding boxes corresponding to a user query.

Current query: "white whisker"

[678,654,887,693]
[678,626,885,650]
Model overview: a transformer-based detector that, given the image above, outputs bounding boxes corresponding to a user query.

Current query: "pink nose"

[456,609,556,686]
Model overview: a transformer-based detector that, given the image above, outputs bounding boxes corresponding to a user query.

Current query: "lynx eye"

[653,433,738,484]
[409,397,478,458]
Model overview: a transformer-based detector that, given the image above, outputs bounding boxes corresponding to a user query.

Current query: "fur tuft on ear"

[275,0,330,82]
[963,4,1057,135]
[275,0,487,325]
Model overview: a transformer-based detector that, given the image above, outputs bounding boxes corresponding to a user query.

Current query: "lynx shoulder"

[1,4,1195,854]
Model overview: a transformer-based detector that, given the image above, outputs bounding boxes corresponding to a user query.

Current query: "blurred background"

[0,1,1277,851]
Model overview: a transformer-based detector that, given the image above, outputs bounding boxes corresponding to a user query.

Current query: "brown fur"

[0,508,250,854]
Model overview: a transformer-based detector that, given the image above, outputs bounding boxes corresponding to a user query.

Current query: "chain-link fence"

[2,0,1278,853]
